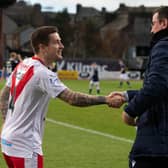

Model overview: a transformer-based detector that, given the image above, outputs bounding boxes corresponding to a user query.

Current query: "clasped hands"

[106,92,126,108]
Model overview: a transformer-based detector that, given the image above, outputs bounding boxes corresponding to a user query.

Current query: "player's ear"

[39,44,48,53]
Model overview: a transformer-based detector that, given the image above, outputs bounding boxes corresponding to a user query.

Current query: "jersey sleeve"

[38,70,67,98]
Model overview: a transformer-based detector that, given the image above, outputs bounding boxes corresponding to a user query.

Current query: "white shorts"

[89,80,100,89]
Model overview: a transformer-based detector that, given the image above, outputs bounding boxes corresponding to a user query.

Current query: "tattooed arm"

[0,86,10,121]
[58,88,124,107]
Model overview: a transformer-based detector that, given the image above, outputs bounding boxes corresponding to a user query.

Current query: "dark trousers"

[129,157,168,168]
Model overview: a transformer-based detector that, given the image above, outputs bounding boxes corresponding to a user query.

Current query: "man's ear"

[39,44,45,50]
[162,18,168,29]
[39,44,48,56]
[39,44,47,53]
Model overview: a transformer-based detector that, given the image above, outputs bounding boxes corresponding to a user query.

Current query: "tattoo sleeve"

[58,89,107,107]
[0,86,10,121]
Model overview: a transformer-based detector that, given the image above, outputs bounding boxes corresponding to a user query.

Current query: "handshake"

[105,92,126,108]
[105,91,136,126]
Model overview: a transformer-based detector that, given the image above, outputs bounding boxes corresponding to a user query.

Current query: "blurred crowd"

[0,52,22,81]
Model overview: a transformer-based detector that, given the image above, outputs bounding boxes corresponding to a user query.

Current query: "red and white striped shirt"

[1,57,67,158]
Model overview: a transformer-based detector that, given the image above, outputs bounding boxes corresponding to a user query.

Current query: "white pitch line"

[46,118,133,144]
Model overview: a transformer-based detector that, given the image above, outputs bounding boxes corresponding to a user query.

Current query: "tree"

[0,0,16,68]
[83,19,101,58]
[73,18,102,59]
[54,8,75,57]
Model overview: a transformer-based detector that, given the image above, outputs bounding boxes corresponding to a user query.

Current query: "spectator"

[0,52,22,80]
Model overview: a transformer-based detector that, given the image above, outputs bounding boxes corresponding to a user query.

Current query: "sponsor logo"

[131,160,136,168]
[1,138,13,147]
[49,78,58,86]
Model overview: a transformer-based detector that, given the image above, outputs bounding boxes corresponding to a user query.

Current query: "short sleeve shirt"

[1,57,67,158]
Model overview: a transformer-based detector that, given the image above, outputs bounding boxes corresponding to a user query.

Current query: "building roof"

[101,13,128,33]
[77,7,100,17]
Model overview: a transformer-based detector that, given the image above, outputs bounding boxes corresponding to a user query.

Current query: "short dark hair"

[154,6,168,20]
[31,26,59,53]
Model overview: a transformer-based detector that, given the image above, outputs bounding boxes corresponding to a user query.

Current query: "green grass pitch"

[0,79,142,168]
